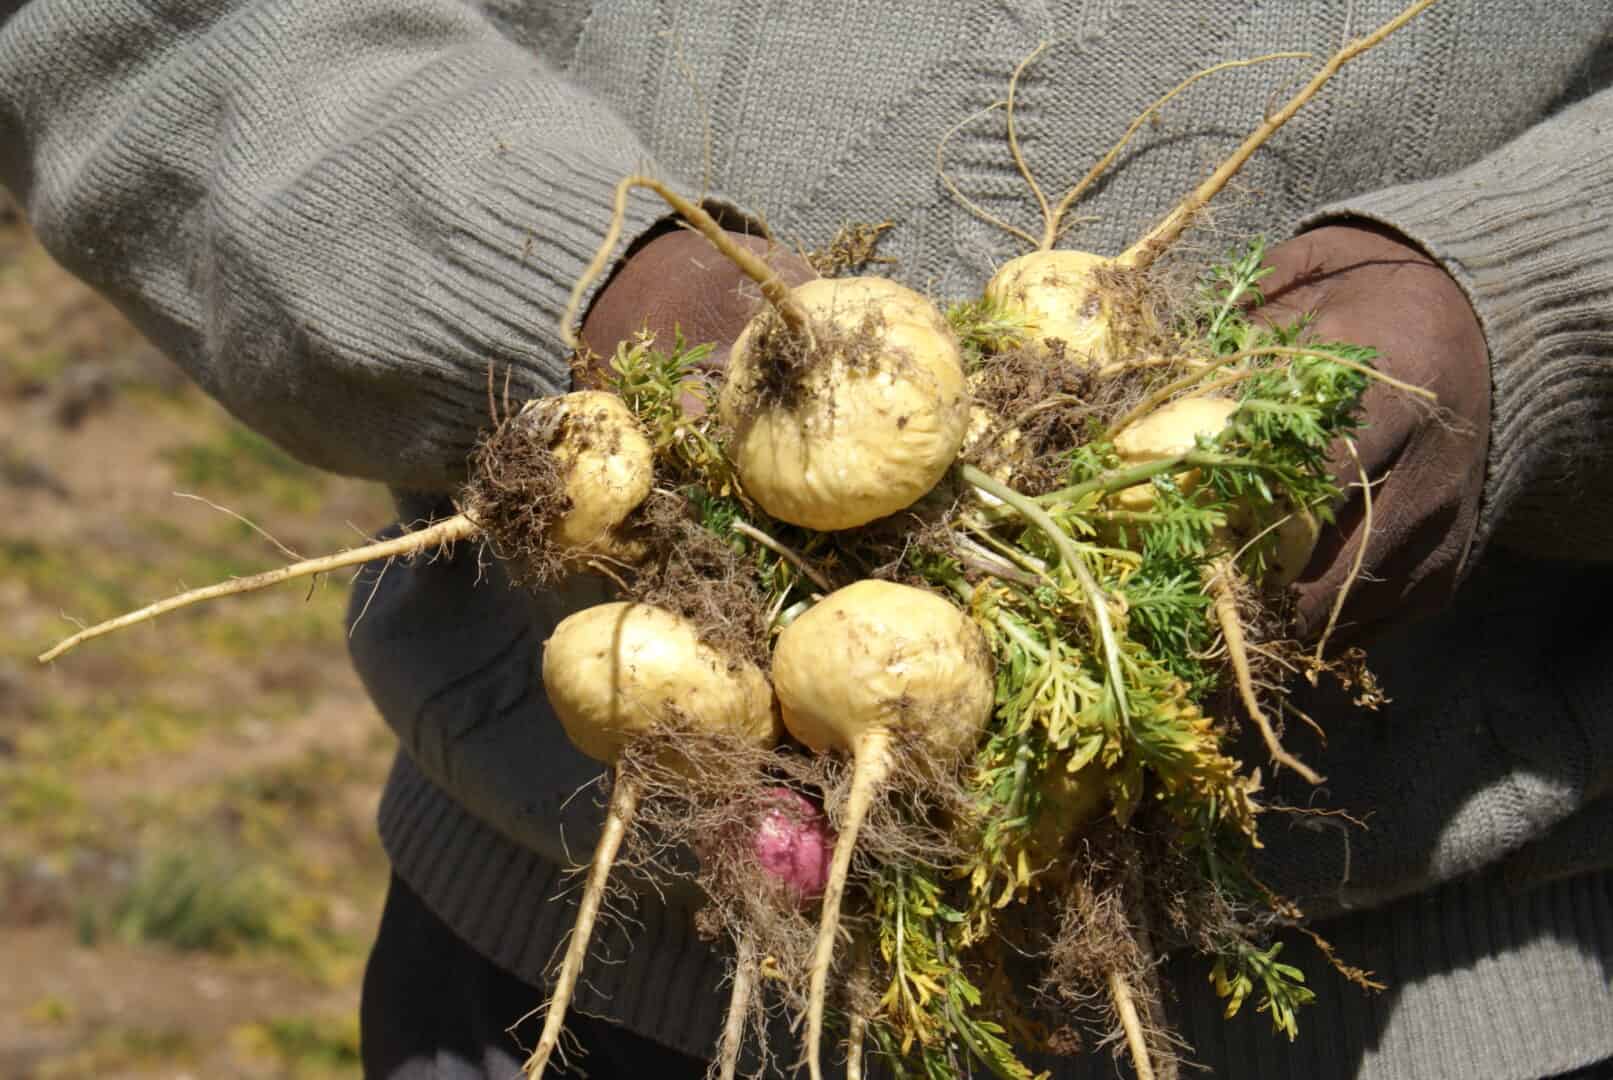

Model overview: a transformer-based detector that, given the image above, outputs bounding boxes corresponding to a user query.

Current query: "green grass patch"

[202,603,347,659]
[0,345,72,386]
[0,538,140,623]
[34,1025,197,1077]
[164,426,304,486]
[23,993,75,1026]
[1,766,81,824]
[224,748,355,815]
[234,1013,361,1074]
[19,696,219,771]
[88,845,285,954]
[81,839,372,984]
[162,426,329,514]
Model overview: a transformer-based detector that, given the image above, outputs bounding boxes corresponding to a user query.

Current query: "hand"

[1253,222,1491,644]
[578,226,815,400]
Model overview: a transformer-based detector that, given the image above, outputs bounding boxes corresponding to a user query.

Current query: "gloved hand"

[577,226,816,398]
[1253,222,1491,644]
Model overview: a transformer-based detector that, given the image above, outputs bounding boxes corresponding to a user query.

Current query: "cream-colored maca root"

[769,579,994,1080]
[542,600,778,765]
[528,390,655,560]
[1112,394,1241,511]
[771,579,993,759]
[960,371,1029,483]
[985,249,1114,365]
[1113,395,1317,585]
[527,599,779,1080]
[718,277,969,531]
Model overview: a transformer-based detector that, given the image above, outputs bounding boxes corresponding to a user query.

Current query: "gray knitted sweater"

[4,2,1611,1077]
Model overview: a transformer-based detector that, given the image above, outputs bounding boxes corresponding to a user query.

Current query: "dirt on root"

[619,489,774,670]
[724,303,898,420]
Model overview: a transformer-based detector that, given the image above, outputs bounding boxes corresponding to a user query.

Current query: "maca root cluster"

[37,4,1442,1078]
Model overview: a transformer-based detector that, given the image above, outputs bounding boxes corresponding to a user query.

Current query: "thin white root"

[843,943,872,1080]
[524,778,640,1080]
[936,100,1041,249]
[1312,439,1371,665]
[845,1009,867,1080]
[1207,558,1323,785]
[1003,42,1056,249]
[715,936,757,1080]
[805,731,893,1080]
[1108,968,1157,1080]
[1119,0,1440,271]
[172,491,303,560]
[37,513,479,663]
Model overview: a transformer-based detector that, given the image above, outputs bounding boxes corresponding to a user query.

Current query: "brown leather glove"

[578,226,815,396]
[1253,222,1491,644]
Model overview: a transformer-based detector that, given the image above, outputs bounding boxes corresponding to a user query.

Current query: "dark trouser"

[360,873,709,1080]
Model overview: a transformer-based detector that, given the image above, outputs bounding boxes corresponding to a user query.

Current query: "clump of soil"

[460,401,574,586]
[966,345,1099,495]
[735,307,892,417]
[621,489,774,670]
[806,221,896,276]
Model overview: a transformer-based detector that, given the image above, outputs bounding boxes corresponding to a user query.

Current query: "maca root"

[35,388,653,662]
[36,510,481,663]
[521,775,639,1080]
[732,307,894,418]
[1206,556,1323,784]
[628,735,830,1076]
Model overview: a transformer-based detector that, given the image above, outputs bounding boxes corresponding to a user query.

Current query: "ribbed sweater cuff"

[433,143,665,378]
[1,0,675,493]
[1301,89,1613,562]
[376,750,734,1060]
[392,139,663,482]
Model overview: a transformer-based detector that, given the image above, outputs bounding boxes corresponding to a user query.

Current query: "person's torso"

[490,0,1609,299]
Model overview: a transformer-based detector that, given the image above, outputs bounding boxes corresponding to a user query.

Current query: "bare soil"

[2,216,396,1078]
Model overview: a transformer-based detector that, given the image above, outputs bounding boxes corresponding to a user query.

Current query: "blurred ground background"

[1,194,399,1077]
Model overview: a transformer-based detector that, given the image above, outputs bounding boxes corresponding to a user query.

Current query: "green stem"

[960,468,1083,585]
[1030,450,1269,512]
[1208,272,1255,343]
[894,878,913,1027]
[952,534,1041,587]
[994,604,1052,664]
[928,922,1009,1080]
[959,465,1130,729]
[942,574,976,605]
[942,980,1023,1080]
[1006,736,1035,819]
[1093,509,1172,524]
[940,568,1053,666]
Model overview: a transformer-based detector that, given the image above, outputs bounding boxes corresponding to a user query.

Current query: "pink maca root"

[753,788,835,901]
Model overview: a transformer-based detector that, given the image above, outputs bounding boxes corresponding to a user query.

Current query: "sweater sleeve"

[1302,84,1613,563]
[0,0,663,492]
